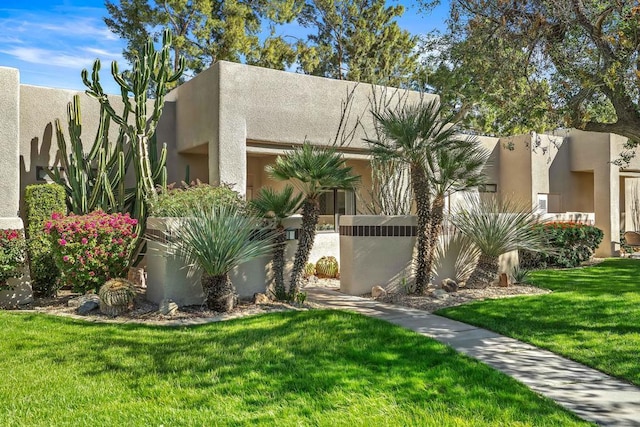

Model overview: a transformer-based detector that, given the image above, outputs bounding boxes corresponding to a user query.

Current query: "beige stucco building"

[0,61,637,258]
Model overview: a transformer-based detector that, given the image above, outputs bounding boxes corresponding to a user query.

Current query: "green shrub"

[520,222,603,269]
[25,183,66,296]
[149,183,245,217]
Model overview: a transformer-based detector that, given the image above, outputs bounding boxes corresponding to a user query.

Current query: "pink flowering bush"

[0,229,26,290]
[45,210,138,293]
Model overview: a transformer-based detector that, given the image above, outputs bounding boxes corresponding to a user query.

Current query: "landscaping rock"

[253,293,270,304]
[441,278,458,293]
[76,295,100,315]
[498,273,511,288]
[431,289,450,300]
[127,267,147,289]
[159,298,179,316]
[371,285,387,299]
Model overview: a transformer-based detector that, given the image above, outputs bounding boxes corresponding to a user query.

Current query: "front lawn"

[0,310,587,426]
[439,258,640,386]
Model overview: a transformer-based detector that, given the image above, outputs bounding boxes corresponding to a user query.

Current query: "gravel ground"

[9,274,551,324]
[377,284,551,313]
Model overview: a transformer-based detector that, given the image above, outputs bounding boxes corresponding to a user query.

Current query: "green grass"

[0,310,588,426]
[439,258,640,387]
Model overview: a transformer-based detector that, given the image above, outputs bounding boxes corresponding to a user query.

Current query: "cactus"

[50,30,184,262]
[304,262,316,278]
[315,256,339,279]
[99,278,136,317]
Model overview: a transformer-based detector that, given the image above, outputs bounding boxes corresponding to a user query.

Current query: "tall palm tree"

[267,142,360,297]
[250,185,303,300]
[425,139,489,282]
[452,195,547,288]
[367,100,459,293]
[170,204,277,312]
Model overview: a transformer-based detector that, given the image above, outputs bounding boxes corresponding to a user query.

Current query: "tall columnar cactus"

[81,29,184,221]
[51,97,128,214]
[50,30,184,258]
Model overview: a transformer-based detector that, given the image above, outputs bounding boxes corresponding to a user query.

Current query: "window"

[479,183,498,193]
[318,189,356,230]
[537,194,548,213]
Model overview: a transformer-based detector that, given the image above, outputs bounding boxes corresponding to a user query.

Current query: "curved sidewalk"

[307,286,640,427]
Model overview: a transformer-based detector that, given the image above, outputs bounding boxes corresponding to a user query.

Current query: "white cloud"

[1,47,97,68]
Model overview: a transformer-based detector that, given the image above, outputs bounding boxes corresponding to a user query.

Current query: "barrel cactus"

[304,262,316,278]
[98,278,136,317]
[315,256,339,279]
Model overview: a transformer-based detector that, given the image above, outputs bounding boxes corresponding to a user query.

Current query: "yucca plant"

[451,195,547,288]
[169,204,277,312]
[267,142,360,298]
[367,99,460,293]
[250,185,303,301]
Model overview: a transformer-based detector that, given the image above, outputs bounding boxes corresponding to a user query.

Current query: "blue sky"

[0,0,450,94]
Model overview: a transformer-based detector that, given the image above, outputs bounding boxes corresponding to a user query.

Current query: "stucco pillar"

[0,67,20,219]
[594,165,619,257]
[212,116,247,196]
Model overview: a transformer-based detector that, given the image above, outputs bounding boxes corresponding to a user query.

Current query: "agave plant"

[451,195,547,288]
[267,142,360,297]
[250,185,303,300]
[170,204,277,312]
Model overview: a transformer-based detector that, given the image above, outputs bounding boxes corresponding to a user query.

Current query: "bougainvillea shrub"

[46,211,137,293]
[0,229,26,290]
[519,222,604,269]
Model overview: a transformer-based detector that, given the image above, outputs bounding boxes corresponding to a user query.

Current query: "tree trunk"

[424,194,445,291]
[201,273,237,312]
[411,164,431,294]
[466,254,499,289]
[289,198,320,297]
[272,225,287,300]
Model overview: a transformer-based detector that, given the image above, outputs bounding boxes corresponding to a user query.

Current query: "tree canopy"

[419,0,640,141]
[297,0,418,86]
[105,0,418,87]
[104,0,304,77]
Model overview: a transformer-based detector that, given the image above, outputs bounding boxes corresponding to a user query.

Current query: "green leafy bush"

[0,229,26,290]
[25,183,66,296]
[520,222,604,269]
[46,211,138,293]
[149,183,245,217]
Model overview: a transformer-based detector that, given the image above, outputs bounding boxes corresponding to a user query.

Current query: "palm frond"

[266,142,360,199]
[429,137,490,197]
[250,185,303,223]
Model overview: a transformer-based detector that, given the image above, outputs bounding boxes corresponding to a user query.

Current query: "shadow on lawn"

[439,258,640,386]
[5,310,585,425]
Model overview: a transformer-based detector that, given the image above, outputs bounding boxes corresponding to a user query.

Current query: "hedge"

[520,222,604,269]
[25,183,67,296]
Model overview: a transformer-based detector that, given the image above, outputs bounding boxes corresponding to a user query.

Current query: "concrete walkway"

[307,287,640,427]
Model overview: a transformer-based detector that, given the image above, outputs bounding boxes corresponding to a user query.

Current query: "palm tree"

[451,195,547,288]
[425,139,489,282]
[170,204,277,312]
[367,100,458,293]
[250,185,303,300]
[267,142,360,297]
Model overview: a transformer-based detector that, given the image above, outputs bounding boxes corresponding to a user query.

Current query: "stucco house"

[0,61,637,258]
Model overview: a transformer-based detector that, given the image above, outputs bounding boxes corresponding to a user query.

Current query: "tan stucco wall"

[168,61,435,195]
[0,67,20,219]
[498,134,533,205]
